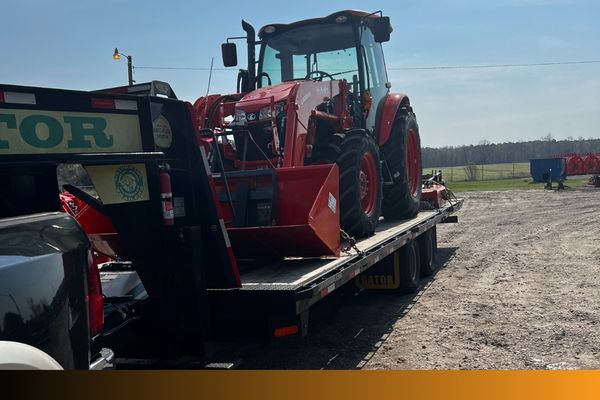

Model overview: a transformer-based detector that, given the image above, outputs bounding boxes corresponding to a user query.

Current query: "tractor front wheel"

[331,132,382,238]
[381,108,422,220]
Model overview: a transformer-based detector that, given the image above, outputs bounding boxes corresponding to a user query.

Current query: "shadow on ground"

[236,246,459,369]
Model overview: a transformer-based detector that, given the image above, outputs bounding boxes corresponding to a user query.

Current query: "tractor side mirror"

[221,43,238,67]
[372,17,391,43]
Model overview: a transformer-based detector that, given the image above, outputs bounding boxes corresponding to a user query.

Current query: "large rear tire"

[381,108,422,220]
[329,132,382,238]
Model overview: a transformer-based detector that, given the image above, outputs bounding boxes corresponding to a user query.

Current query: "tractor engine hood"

[235,81,299,113]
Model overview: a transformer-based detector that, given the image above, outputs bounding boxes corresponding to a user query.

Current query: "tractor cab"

[256,11,392,133]
[222,11,392,134]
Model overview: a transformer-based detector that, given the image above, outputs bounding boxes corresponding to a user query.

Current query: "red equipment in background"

[583,154,600,174]
[566,155,585,175]
[421,171,449,209]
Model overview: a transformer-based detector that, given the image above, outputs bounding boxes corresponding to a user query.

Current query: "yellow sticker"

[0,109,142,154]
[86,164,149,204]
[355,252,401,290]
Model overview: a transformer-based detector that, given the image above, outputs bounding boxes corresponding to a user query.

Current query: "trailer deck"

[206,200,462,337]
[240,204,459,291]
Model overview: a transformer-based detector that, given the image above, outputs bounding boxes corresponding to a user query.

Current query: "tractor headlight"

[259,106,272,120]
[259,102,286,120]
[234,109,247,124]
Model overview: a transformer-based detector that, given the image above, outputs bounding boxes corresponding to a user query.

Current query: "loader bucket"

[218,164,340,259]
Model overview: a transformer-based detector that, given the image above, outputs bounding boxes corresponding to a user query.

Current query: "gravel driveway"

[240,189,600,369]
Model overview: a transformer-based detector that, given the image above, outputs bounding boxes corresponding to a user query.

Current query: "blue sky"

[2,0,599,147]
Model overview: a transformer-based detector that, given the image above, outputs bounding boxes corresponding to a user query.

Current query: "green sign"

[0,109,142,154]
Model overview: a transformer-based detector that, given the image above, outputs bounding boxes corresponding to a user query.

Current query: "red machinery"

[566,155,585,175]
[193,11,422,258]
[583,154,600,174]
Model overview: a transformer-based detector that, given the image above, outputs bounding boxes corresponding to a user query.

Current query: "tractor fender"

[375,93,411,146]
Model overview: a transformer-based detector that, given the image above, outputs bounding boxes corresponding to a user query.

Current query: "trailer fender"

[375,93,411,146]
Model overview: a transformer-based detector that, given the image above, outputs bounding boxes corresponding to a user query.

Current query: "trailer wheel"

[431,226,438,258]
[398,240,421,294]
[329,132,382,237]
[381,108,422,220]
[419,229,436,277]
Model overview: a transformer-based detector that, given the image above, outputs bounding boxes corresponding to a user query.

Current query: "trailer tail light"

[91,98,115,109]
[86,251,104,337]
[273,325,299,338]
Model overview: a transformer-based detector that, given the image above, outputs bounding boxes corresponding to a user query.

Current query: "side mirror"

[372,17,391,43]
[221,43,238,67]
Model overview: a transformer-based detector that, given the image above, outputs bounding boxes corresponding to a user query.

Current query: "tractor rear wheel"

[329,132,382,238]
[381,108,422,220]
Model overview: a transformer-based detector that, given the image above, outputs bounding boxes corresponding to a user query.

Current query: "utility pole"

[126,54,133,86]
[113,48,135,86]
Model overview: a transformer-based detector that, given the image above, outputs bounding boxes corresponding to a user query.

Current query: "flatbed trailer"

[207,201,462,339]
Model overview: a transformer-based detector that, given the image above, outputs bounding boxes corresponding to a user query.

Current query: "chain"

[340,229,364,256]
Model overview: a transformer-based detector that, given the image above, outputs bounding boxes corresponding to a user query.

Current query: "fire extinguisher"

[159,164,174,226]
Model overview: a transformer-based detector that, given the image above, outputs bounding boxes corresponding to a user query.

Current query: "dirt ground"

[240,188,600,369]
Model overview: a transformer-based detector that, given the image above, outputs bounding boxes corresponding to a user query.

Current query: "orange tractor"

[193,10,422,258]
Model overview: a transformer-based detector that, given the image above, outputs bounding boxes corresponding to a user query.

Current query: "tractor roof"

[258,10,391,38]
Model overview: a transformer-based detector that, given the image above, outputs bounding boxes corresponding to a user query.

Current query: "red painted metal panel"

[223,164,341,258]
[566,155,585,175]
[377,93,409,146]
[583,154,600,174]
[59,192,124,260]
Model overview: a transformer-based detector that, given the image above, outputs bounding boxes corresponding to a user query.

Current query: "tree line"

[422,136,600,168]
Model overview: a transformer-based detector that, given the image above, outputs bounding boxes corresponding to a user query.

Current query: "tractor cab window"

[259,23,359,89]
[359,24,389,132]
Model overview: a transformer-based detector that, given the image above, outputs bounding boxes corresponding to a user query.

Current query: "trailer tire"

[431,226,438,258]
[419,229,436,277]
[329,132,382,237]
[381,108,422,220]
[398,240,420,294]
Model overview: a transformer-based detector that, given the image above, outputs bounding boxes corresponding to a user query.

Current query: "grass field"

[423,161,590,192]
[445,177,588,192]
[423,162,530,182]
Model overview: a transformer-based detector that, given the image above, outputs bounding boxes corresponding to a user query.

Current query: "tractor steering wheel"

[305,70,334,81]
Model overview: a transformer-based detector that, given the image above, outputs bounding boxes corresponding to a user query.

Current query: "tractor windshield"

[259,23,359,88]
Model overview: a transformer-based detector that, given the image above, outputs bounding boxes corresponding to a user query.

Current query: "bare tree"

[464,164,479,181]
